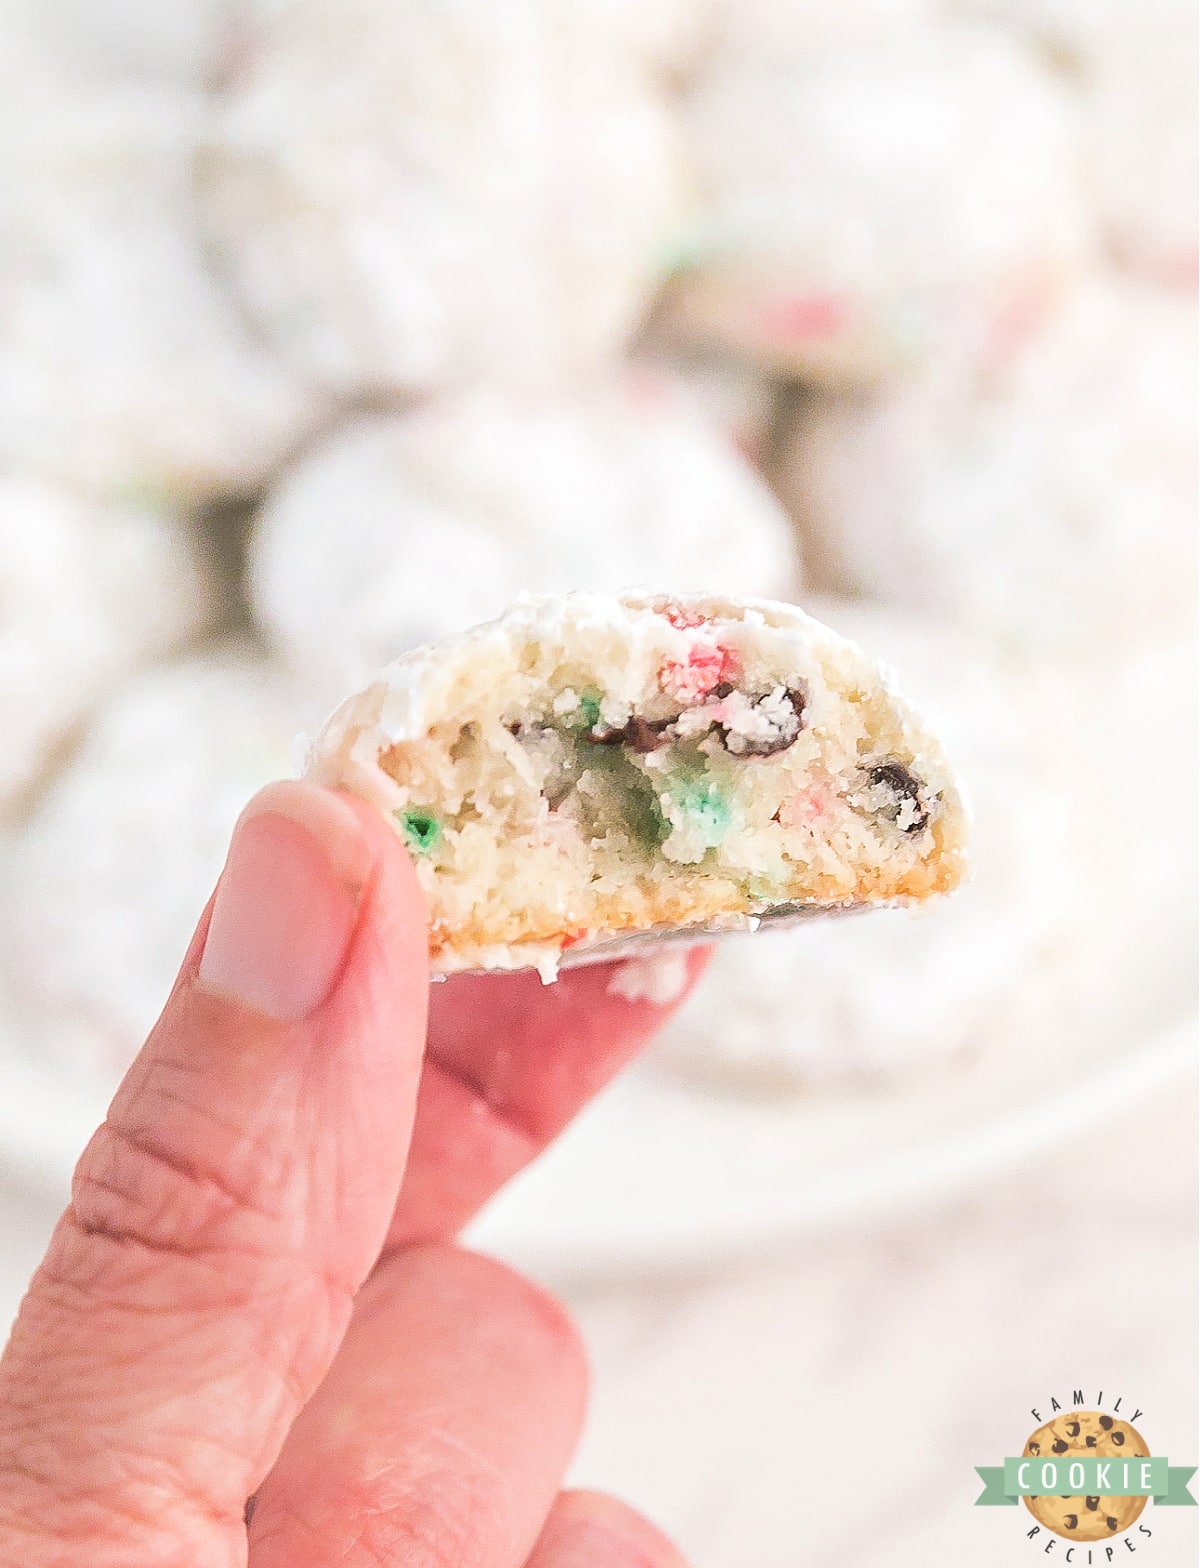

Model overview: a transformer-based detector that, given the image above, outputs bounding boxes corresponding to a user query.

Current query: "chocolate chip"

[713,682,735,699]
[719,683,809,758]
[1106,1518,1119,1531]
[1085,1497,1100,1511]
[1086,1436,1097,1448]
[866,760,930,834]
[1063,1515,1078,1531]
[588,715,673,752]
[1052,1439,1069,1454]
[784,684,808,722]
[1111,1431,1125,1446]
[1099,1416,1114,1430]
[1066,1421,1081,1437]
[1028,1442,1041,1455]
[624,716,673,753]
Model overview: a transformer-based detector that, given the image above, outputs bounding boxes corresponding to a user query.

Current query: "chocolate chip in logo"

[1111,1431,1125,1446]
[1099,1416,1114,1430]
[866,760,930,833]
[1052,1439,1069,1454]
[1066,1421,1081,1437]
[1085,1496,1100,1511]
[1028,1442,1041,1455]
[1085,1436,1097,1448]
[1106,1518,1119,1531]
[1063,1515,1078,1530]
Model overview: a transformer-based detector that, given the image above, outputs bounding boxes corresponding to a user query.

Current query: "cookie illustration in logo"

[1023,1412,1150,1541]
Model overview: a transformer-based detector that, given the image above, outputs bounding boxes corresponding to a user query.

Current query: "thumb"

[0,782,429,1566]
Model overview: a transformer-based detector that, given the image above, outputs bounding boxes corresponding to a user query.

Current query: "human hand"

[0,781,703,1566]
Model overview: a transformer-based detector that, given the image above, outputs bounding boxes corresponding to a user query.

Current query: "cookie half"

[304,591,968,976]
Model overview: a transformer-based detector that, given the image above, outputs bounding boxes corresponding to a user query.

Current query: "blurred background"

[0,1,1195,1561]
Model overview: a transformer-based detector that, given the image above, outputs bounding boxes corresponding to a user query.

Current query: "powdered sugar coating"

[3,646,314,1075]
[0,0,228,85]
[776,277,1197,654]
[200,0,685,395]
[0,481,213,810]
[946,0,1197,285]
[0,81,320,501]
[1078,0,1197,285]
[251,385,801,701]
[667,21,1088,381]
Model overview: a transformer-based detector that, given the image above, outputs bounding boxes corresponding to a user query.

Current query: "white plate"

[465,1005,1195,1285]
[1,966,1193,1287]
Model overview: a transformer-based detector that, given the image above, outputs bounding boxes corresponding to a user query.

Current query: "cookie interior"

[313,591,967,971]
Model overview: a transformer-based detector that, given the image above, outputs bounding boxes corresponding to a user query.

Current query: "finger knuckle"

[44,1116,282,1317]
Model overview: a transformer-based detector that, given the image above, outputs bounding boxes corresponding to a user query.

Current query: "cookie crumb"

[607,949,692,1005]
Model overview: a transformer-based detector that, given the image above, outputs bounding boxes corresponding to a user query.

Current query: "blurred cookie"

[665,21,1087,382]
[1078,0,1197,287]
[946,0,1197,284]
[775,277,1197,655]
[0,0,227,86]
[0,479,212,811]
[200,0,685,395]
[250,383,801,700]
[0,79,322,502]
[3,646,314,1076]
[628,352,779,467]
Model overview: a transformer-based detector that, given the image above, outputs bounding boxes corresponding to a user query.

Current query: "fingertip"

[366,1244,589,1408]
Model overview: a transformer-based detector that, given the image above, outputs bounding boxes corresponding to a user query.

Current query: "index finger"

[385,946,710,1249]
[0,783,430,1556]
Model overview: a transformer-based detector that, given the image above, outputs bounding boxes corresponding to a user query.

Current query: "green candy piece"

[671,775,730,848]
[397,808,442,855]
[574,691,603,730]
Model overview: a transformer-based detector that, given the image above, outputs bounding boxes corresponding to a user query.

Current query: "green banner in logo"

[975,1460,1197,1507]
[974,1467,1018,1507]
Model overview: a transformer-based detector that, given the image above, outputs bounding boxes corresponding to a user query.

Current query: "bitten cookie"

[1023,1412,1149,1542]
[303,591,968,977]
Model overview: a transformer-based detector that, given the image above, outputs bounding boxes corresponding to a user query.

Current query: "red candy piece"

[559,929,589,950]
[660,638,738,703]
[759,293,848,341]
[776,783,832,831]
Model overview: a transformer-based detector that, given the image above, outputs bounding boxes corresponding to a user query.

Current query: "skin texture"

[0,782,699,1568]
